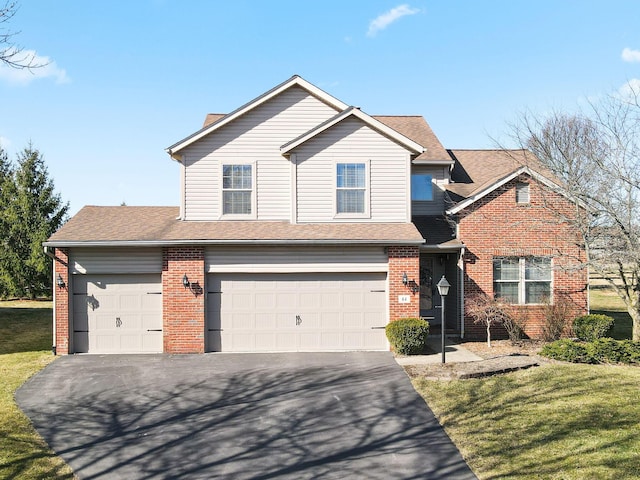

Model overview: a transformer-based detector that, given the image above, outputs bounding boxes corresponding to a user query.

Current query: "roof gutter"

[43,238,426,248]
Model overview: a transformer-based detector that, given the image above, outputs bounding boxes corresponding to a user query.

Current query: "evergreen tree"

[0,146,15,297]
[0,144,68,298]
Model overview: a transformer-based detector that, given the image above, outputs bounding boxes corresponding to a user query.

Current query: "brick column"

[162,247,205,354]
[388,246,420,320]
[53,248,70,355]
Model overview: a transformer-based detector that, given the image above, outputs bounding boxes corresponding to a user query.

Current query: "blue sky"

[2,1,640,215]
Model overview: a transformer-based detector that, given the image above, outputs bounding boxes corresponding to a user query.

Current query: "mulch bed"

[404,339,548,380]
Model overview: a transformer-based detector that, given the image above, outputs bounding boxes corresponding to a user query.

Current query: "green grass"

[414,364,640,480]
[590,287,633,340]
[412,286,640,479]
[0,301,75,479]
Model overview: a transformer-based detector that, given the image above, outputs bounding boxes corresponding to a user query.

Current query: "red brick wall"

[388,246,420,320]
[53,248,69,355]
[459,175,588,339]
[162,247,205,353]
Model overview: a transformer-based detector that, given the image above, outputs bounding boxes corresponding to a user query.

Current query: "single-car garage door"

[206,273,387,352]
[72,274,163,354]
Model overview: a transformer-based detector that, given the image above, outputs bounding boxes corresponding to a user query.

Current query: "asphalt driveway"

[16,352,477,479]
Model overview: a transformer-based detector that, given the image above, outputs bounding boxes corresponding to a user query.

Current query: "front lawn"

[0,301,74,479]
[414,364,640,479]
[412,286,639,479]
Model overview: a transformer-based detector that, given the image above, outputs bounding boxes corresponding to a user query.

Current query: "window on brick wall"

[493,256,551,304]
[516,182,530,204]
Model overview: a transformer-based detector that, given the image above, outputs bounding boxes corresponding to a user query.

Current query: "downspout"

[43,246,57,354]
[458,246,466,339]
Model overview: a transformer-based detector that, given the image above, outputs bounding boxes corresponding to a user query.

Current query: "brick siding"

[459,175,588,339]
[162,246,206,353]
[388,246,420,320]
[53,248,69,355]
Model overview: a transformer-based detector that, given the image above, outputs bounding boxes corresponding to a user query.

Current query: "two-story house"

[45,75,588,354]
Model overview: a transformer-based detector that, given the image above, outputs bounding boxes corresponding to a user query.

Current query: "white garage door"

[72,274,163,354]
[206,273,387,352]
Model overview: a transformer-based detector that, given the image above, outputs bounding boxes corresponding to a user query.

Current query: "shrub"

[503,307,528,344]
[541,296,574,341]
[572,314,614,341]
[540,339,594,363]
[541,338,640,364]
[386,317,429,355]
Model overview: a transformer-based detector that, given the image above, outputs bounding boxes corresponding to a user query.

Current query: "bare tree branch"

[0,1,47,70]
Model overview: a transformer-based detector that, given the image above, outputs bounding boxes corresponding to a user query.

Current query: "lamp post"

[436,275,450,364]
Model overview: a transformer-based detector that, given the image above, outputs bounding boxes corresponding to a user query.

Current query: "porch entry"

[419,254,458,333]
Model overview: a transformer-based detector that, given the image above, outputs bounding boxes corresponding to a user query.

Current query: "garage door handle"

[147,329,162,332]
[146,292,162,295]
[371,326,386,330]
[370,289,385,292]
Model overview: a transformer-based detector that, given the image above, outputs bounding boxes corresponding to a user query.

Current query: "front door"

[420,256,445,327]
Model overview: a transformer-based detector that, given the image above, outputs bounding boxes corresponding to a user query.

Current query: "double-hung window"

[222,164,253,216]
[336,162,367,215]
[493,256,551,304]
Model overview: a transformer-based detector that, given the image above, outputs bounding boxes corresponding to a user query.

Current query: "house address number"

[398,295,411,304]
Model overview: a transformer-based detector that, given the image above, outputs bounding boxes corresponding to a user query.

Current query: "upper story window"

[411,174,433,201]
[222,164,253,216]
[336,163,367,215]
[516,182,530,204]
[493,256,552,304]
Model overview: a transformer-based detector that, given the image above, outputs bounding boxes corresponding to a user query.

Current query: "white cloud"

[367,4,421,37]
[0,49,70,85]
[621,47,640,63]
[618,78,640,100]
[0,136,11,149]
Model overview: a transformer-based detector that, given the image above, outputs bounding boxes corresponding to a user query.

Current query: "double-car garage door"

[206,273,388,352]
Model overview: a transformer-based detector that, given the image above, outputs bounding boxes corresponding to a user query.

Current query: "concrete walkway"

[394,337,483,366]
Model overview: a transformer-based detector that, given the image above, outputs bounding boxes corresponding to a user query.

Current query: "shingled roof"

[446,149,557,202]
[45,206,425,246]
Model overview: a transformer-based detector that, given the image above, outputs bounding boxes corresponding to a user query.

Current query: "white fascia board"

[446,166,573,215]
[43,239,425,248]
[412,159,455,166]
[166,75,348,156]
[281,107,425,155]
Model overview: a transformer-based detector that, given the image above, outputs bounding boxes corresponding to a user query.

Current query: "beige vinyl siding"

[411,165,448,216]
[295,117,411,223]
[205,246,388,273]
[71,248,162,274]
[181,86,339,221]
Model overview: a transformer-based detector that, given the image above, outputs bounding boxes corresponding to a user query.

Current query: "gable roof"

[280,106,424,156]
[445,149,567,214]
[373,116,452,164]
[45,206,425,247]
[166,75,348,157]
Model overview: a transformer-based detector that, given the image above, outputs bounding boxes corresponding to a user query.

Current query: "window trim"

[219,161,257,219]
[493,256,552,305]
[333,160,371,219]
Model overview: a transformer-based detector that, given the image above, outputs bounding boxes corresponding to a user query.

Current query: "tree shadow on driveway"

[15,352,477,480]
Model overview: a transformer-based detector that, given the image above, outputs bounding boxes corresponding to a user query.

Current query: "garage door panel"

[207,273,387,352]
[72,274,162,354]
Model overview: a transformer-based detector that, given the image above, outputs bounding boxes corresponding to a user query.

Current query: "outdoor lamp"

[436,275,450,364]
[402,272,408,286]
[182,274,190,288]
[56,274,65,289]
[436,276,450,296]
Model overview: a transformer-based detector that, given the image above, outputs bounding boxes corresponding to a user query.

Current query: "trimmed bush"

[540,339,594,363]
[572,314,614,341]
[541,338,640,364]
[386,317,429,355]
